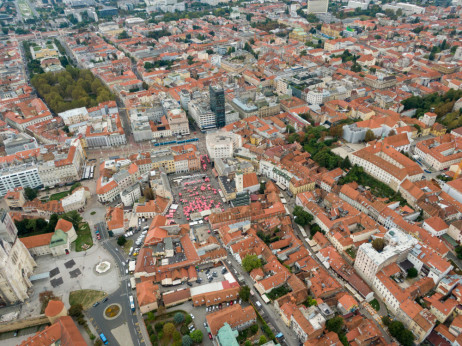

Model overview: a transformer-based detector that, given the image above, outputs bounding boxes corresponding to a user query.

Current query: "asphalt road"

[86,222,147,346]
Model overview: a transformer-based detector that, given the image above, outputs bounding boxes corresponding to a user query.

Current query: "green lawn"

[49,190,70,201]
[123,239,134,255]
[69,290,106,310]
[75,223,93,252]
[370,299,380,311]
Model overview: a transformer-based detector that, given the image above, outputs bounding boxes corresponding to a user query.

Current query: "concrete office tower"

[307,0,329,13]
[209,85,226,128]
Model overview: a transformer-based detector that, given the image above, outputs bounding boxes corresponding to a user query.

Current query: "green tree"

[372,238,385,252]
[117,235,127,246]
[182,335,193,346]
[382,316,391,326]
[47,214,59,232]
[173,330,181,341]
[24,187,38,201]
[259,335,267,345]
[365,129,375,142]
[190,330,203,343]
[185,314,192,325]
[155,322,164,333]
[163,322,175,337]
[326,316,344,334]
[259,182,266,194]
[174,312,185,324]
[118,30,129,39]
[61,210,83,230]
[69,304,84,318]
[239,286,251,302]
[293,206,313,226]
[242,254,262,272]
[407,267,418,278]
[340,157,351,170]
[244,341,252,346]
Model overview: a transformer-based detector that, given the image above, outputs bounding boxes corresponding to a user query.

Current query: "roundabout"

[104,303,122,320]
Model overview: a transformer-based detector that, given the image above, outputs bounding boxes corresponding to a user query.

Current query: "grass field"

[48,190,70,201]
[123,239,134,255]
[75,223,93,252]
[370,299,380,311]
[69,290,106,310]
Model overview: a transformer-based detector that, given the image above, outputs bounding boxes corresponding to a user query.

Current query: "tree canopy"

[387,320,415,346]
[407,267,418,278]
[239,286,251,302]
[190,330,203,343]
[242,254,262,272]
[31,66,114,113]
[372,238,385,252]
[326,316,344,334]
[24,187,38,201]
[293,206,313,226]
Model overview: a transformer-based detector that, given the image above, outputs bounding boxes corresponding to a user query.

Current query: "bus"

[99,333,108,345]
[298,225,307,238]
[261,294,270,304]
[129,295,135,311]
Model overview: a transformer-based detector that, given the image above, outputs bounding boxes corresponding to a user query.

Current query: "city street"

[225,253,299,346]
[85,222,148,346]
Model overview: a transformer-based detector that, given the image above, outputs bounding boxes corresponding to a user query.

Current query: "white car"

[190,313,195,320]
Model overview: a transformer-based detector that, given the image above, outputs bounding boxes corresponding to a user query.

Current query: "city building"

[354,229,418,285]
[0,220,36,305]
[4,187,26,210]
[206,304,257,336]
[210,85,226,128]
[307,0,329,13]
[4,133,38,155]
[349,143,423,191]
[20,219,77,257]
[206,132,242,159]
[19,316,86,346]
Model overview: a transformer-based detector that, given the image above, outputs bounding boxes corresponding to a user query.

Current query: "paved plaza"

[21,241,120,318]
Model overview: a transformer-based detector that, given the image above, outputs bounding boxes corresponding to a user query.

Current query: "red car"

[208,333,213,340]
[230,301,233,305]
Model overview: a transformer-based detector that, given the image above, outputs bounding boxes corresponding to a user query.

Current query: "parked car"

[187,282,192,287]
[102,297,108,303]
[208,333,213,340]
[203,322,208,328]
[190,313,195,320]
[93,302,100,307]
